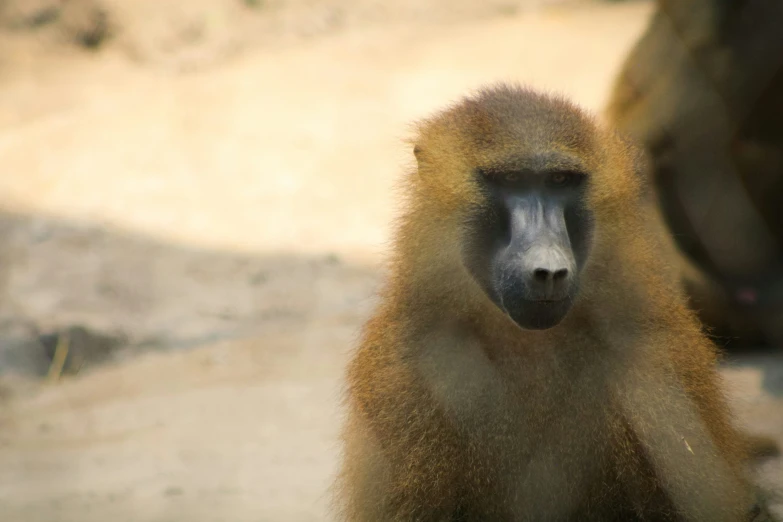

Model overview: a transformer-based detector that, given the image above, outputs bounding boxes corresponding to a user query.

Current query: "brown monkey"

[333,84,773,521]
[605,0,783,350]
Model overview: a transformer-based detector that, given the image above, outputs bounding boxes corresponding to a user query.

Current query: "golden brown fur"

[334,84,763,521]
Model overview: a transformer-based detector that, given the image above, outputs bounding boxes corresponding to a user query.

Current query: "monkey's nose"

[529,266,569,300]
[525,248,573,300]
[533,267,569,282]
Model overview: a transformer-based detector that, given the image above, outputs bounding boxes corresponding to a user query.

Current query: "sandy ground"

[0,1,780,520]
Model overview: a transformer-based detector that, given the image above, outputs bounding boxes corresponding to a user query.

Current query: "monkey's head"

[410,84,642,331]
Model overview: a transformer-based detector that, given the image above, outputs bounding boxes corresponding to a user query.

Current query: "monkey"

[604,0,783,460]
[604,0,783,351]
[332,84,776,521]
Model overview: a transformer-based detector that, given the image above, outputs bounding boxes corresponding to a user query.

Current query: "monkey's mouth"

[501,297,573,330]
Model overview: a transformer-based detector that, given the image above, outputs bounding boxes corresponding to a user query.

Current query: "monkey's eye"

[547,171,583,188]
[476,168,522,186]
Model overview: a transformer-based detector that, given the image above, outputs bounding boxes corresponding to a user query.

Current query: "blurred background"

[0,0,780,520]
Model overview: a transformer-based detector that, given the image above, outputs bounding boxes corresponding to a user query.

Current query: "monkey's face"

[462,165,594,330]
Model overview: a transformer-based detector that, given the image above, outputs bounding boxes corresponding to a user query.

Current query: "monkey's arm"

[613,327,759,522]
[334,333,463,522]
[334,413,398,522]
[335,408,463,522]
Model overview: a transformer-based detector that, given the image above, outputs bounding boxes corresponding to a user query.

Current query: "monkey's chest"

[455,426,663,521]
[447,387,655,520]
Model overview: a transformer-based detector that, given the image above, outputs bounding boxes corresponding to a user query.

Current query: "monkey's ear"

[413,144,425,168]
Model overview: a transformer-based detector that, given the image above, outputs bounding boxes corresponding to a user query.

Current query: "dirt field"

[0,1,780,520]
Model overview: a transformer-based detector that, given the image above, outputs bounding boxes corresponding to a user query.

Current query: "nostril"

[533,268,551,282]
[552,268,569,281]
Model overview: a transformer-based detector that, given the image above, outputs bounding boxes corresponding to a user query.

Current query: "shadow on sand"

[0,209,381,379]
